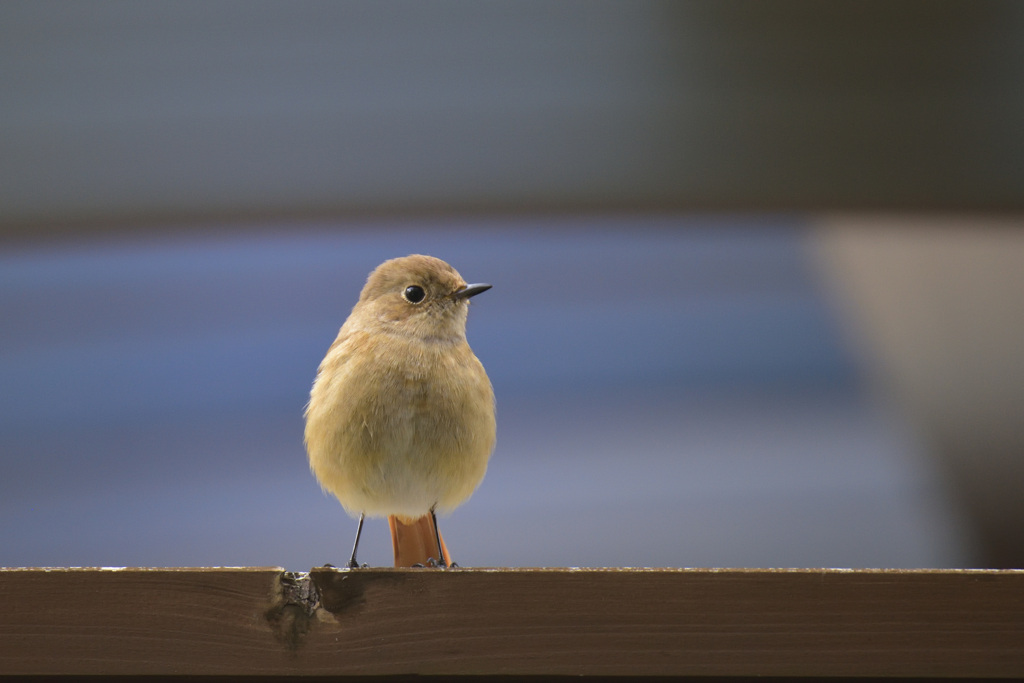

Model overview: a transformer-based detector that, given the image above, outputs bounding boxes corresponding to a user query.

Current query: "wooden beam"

[1,567,1022,677]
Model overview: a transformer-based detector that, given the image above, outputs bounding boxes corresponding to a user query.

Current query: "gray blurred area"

[1,1,1023,232]
[815,220,1024,569]
[1,2,1023,569]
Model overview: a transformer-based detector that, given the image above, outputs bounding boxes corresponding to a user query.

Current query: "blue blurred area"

[0,216,971,569]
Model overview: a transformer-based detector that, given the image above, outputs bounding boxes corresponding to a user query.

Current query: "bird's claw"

[410,557,454,569]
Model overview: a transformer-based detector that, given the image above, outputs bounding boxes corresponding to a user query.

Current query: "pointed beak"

[453,283,492,300]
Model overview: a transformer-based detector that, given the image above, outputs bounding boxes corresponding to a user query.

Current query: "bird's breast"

[305,333,495,517]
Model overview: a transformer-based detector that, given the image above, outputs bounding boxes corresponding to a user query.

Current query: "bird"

[304,254,496,568]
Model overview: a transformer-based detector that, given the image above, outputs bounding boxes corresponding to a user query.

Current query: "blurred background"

[2,1,1022,570]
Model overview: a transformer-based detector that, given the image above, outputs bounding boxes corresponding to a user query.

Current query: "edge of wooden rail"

[1,566,1022,678]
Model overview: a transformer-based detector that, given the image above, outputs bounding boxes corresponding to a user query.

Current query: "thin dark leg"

[347,512,365,569]
[430,507,448,568]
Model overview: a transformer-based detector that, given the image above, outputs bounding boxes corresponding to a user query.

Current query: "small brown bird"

[304,255,495,568]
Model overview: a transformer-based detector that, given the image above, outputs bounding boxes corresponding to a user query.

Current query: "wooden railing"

[2,567,1022,678]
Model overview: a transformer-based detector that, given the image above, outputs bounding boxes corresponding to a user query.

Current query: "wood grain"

[1,567,1022,677]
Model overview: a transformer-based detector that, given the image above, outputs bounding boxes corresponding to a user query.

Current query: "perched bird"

[304,254,495,568]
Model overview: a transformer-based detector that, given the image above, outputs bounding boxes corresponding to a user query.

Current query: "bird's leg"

[347,512,365,569]
[430,507,456,568]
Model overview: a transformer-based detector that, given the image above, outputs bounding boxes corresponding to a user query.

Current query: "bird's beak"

[453,283,492,300]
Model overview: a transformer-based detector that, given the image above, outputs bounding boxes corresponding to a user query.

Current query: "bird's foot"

[430,557,457,569]
[410,557,454,569]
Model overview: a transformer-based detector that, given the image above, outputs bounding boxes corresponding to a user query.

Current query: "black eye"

[403,285,426,303]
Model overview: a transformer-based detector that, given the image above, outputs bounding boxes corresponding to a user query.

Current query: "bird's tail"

[388,514,452,567]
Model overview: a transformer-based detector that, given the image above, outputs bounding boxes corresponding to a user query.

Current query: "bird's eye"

[403,285,426,304]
